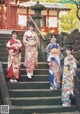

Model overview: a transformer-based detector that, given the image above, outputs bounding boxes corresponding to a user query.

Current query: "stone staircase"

[0,34,78,114]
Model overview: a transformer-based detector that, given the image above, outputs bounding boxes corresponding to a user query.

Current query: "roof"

[19,2,71,10]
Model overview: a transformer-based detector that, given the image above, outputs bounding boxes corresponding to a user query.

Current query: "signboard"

[49,17,57,27]
[18,15,26,26]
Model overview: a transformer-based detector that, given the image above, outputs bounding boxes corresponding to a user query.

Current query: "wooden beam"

[6,0,10,28]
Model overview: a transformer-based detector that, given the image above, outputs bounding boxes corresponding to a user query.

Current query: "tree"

[59,4,79,33]
[60,0,80,20]
[32,0,60,3]
[71,0,80,20]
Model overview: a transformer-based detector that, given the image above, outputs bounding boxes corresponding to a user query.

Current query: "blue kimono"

[46,43,59,61]
[47,48,62,90]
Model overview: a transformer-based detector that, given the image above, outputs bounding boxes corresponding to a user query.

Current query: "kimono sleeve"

[6,41,14,50]
[46,43,51,53]
[72,57,77,69]
[23,31,28,45]
[18,40,22,48]
[47,54,51,62]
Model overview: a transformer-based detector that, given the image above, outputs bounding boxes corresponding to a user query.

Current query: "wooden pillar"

[57,10,59,34]
[0,6,3,28]
[6,0,10,29]
[1,5,4,28]
[16,0,19,29]
[26,7,29,30]
[47,9,49,27]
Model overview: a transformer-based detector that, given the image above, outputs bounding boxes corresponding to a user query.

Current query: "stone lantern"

[31,1,46,32]
[0,0,5,5]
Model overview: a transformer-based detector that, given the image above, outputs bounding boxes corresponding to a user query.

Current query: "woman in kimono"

[46,35,59,61]
[47,47,62,90]
[6,30,22,82]
[23,24,39,79]
[62,47,77,107]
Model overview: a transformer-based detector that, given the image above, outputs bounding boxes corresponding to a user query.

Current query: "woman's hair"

[11,30,17,36]
[66,46,72,51]
[50,35,56,42]
[51,34,55,38]
[29,24,34,27]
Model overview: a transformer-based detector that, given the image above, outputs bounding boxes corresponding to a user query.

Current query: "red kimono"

[6,38,22,79]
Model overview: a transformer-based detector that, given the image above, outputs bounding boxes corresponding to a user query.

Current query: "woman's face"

[29,26,33,31]
[66,49,71,55]
[51,37,56,43]
[12,33,17,39]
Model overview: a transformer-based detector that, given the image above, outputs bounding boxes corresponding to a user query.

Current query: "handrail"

[29,15,45,40]
[0,61,12,105]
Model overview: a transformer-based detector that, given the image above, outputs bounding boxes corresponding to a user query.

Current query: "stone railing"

[0,61,11,105]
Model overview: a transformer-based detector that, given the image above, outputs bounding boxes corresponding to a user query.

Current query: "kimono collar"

[10,37,18,44]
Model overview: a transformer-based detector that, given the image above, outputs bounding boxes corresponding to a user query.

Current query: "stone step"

[4,69,49,75]
[0,51,45,54]
[6,74,50,82]
[11,96,61,106]
[1,57,46,62]
[9,89,61,97]
[0,36,23,39]
[18,75,49,82]
[9,105,77,114]
[7,81,50,89]
[2,62,48,69]
[0,46,23,51]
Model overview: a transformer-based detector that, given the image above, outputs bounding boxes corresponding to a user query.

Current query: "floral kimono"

[46,43,59,61]
[47,48,62,90]
[6,38,22,80]
[62,55,77,106]
[23,30,39,75]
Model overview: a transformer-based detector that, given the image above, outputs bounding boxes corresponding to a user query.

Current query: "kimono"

[46,42,59,61]
[62,55,77,106]
[47,48,62,90]
[6,38,22,80]
[23,30,39,74]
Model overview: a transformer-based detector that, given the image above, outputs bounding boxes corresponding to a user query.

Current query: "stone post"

[31,1,45,33]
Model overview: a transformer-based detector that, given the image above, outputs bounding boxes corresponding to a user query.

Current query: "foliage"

[60,0,80,4]
[71,0,80,4]
[59,4,79,33]
[60,0,80,20]
[71,0,80,20]
[32,0,60,3]
[32,0,80,4]
[60,0,72,3]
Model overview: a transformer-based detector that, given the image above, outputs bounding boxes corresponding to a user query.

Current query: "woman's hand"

[9,50,13,55]
[48,62,51,66]
[24,41,30,46]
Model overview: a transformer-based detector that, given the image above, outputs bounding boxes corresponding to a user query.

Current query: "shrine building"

[0,0,70,34]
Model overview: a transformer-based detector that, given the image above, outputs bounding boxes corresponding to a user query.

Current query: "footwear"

[54,88,57,90]
[62,103,71,107]
[27,73,32,79]
[9,79,14,83]
[14,79,18,83]
[50,87,53,90]
[31,72,33,76]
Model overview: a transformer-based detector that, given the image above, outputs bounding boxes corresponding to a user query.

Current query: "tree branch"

[70,0,80,20]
